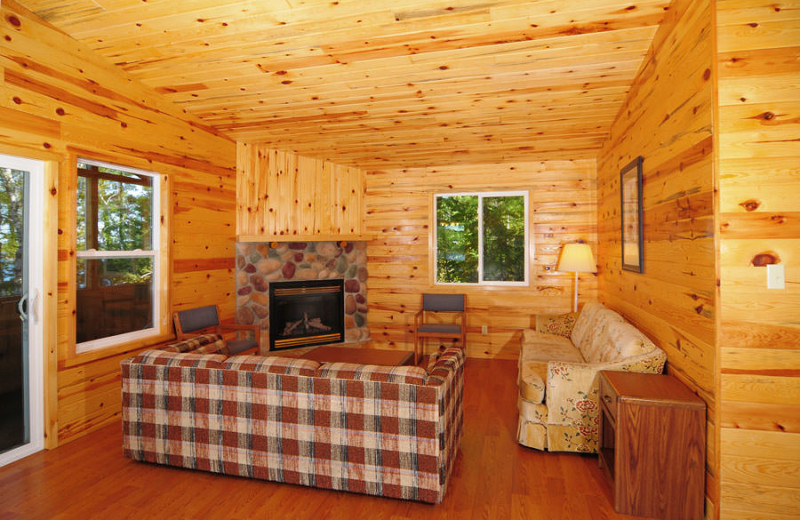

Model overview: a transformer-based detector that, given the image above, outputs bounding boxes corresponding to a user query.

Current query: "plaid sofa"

[121,346,464,503]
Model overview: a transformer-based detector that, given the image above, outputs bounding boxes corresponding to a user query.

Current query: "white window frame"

[434,190,530,287]
[0,153,45,465]
[75,158,162,354]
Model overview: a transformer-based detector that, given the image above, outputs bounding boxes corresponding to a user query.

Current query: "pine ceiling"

[20,0,670,169]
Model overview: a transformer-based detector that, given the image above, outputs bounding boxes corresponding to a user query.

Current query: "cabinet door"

[616,401,705,520]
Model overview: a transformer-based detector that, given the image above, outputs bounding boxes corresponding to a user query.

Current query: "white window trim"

[434,190,530,287]
[75,158,162,354]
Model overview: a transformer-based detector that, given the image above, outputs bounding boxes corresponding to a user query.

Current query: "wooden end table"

[598,370,706,520]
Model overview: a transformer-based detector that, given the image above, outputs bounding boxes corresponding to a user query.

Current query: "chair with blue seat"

[173,304,260,355]
[413,294,466,365]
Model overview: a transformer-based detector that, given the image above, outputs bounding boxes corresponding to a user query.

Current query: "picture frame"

[620,156,644,273]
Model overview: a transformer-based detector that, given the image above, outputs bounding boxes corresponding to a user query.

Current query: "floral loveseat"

[121,339,464,504]
[517,302,666,453]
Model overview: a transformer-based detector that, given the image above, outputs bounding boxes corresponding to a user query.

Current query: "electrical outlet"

[767,264,785,289]
[481,325,488,335]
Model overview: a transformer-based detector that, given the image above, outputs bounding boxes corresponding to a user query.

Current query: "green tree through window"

[75,159,160,349]
[435,192,528,285]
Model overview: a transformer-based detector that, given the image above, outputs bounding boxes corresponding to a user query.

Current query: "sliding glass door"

[0,154,44,466]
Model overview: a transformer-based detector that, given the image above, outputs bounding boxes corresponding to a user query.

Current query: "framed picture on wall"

[620,156,644,273]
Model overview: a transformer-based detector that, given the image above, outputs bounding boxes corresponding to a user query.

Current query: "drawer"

[599,372,618,420]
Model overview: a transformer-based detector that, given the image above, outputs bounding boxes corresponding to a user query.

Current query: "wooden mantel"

[237,233,376,243]
[236,144,368,239]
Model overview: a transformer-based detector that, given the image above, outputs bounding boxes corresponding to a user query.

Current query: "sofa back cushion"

[572,305,658,364]
[317,362,428,385]
[569,302,605,353]
[131,350,227,368]
[597,320,657,362]
[224,355,320,376]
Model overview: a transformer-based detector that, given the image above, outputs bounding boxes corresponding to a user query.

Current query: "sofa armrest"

[545,348,667,435]
[534,312,579,337]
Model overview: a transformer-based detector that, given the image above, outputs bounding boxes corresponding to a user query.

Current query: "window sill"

[64,331,175,368]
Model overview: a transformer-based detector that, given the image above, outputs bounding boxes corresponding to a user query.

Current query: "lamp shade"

[557,243,597,273]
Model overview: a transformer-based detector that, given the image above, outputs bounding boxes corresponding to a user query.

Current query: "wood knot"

[752,252,780,266]
[739,199,761,212]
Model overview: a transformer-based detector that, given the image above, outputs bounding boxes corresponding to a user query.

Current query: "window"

[75,159,162,353]
[434,191,529,285]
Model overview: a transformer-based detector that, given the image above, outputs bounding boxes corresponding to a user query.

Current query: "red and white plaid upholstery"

[317,362,428,385]
[121,347,464,503]
[157,333,228,355]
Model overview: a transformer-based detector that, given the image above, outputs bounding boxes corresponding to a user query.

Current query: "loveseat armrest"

[533,312,579,337]
[545,348,667,451]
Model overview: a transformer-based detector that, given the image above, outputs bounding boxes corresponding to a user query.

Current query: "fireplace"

[268,279,344,350]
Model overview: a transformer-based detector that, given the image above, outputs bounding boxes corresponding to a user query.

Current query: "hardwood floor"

[0,359,651,519]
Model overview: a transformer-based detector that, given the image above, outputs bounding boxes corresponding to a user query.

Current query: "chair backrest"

[423,294,465,312]
[174,305,220,335]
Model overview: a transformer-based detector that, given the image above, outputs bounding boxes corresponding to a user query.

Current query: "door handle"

[17,293,28,322]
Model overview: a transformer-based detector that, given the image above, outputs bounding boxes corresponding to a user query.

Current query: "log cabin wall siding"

[716,1,800,517]
[1,1,237,445]
[236,143,366,239]
[365,160,597,360]
[596,0,718,515]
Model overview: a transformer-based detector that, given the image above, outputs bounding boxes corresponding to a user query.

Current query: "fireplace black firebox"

[268,279,344,350]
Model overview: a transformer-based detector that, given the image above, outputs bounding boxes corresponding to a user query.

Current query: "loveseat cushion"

[317,362,428,385]
[159,333,226,354]
[520,330,584,363]
[131,350,227,368]
[224,355,320,376]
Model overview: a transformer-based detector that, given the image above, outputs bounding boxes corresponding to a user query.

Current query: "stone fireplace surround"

[235,241,368,345]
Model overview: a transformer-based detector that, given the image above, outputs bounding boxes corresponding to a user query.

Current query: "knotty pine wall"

[716,1,800,517]
[596,0,718,515]
[1,1,237,445]
[236,144,366,240]
[365,160,597,359]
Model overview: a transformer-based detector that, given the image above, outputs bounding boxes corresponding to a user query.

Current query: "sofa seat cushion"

[520,330,584,363]
[519,361,547,404]
[133,350,226,368]
[224,355,320,376]
[318,362,428,385]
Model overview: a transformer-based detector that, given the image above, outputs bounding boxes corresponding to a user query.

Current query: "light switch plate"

[767,264,785,289]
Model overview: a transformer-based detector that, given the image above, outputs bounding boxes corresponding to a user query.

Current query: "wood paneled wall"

[595,0,718,515]
[365,160,597,359]
[1,1,237,445]
[236,144,366,239]
[716,1,800,517]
